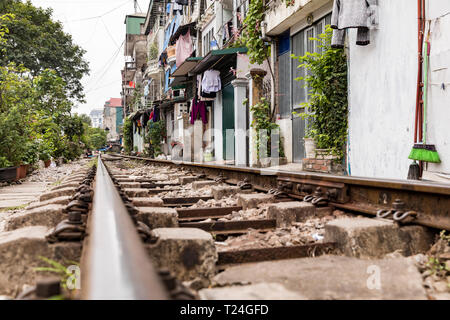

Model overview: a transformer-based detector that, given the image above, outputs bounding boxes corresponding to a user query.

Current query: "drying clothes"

[201,70,221,93]
[175,0,188,5]
[331,0,378,29]
[190,97,208,124]
[331,0,378,47]
[331,27,370,48]
[153,107,160,122]
[149,111,154,121]
[176,30,193,67]
[172,0,183,14]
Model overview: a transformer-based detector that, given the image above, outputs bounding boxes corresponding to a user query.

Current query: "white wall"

[348,0,450,179]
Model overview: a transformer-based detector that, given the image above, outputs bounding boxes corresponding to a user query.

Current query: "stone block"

[5,204,66,231]
[146,228,217,283]
[266,201,316,227]
[40,187,76,202]
[237,193,275,210]
[131,197,164,207]
[192,181,216,191]
[199,283,306,300]
[124,188,149,197]
[136,207,178,228]
[118,182,141,189]
[0,226,81,297]
[324,217,434,258]
[179,176,197,185]
[213,255,427,300]
[27,196,71,210]
[212,186,252,200]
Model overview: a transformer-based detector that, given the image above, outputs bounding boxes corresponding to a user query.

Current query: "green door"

[222,84,235,161]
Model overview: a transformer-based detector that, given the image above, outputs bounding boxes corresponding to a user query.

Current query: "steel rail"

[112,154,450,231]
[81,156,169,300]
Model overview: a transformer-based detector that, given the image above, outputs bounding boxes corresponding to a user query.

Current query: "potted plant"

[304,132,317,159]
[0,156,18,182]
[39,145,52,168]
[19,142,40,178]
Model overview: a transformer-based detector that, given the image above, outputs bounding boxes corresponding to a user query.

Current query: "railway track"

[4,154,449,300]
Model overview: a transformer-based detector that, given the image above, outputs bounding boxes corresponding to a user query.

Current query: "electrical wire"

[65,0,133,23]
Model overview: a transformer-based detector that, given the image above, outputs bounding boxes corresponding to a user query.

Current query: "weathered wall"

[348,0,450,180]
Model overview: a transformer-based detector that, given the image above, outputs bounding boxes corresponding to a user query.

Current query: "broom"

[408,37,441,165]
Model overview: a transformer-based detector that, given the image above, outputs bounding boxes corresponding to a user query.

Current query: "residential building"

[89,108,103,128]
[103,98,124,143]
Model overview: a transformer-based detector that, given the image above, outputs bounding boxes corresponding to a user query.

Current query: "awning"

[189,47,248,75]
[171,57,202,77]
[169,22,196,46]
[169,76,189,88]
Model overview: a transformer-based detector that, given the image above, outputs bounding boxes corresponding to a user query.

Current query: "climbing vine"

[291,26,348,160]
[235,0,270,65]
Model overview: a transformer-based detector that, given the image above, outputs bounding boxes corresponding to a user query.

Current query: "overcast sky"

[30,0,150,116]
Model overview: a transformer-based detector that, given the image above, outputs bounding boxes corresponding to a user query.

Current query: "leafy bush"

[123,118,133,154]
[0,156,11,168]
[146,120,166,158]
[291,26,348,160]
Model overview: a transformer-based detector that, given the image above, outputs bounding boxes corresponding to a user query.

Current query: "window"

[203,28,215,55]
[292,14,331,109]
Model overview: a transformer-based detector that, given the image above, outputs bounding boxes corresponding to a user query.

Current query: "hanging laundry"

[201,70,221,93]
[330,0,378,48]
[190,97,208,124]
[176,30,193,67]
[149,110,154,122]
[172,0,183,15]
[175,0,188,5]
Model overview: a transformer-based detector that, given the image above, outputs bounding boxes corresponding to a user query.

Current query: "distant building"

[103,98,124,142]
[89,108,103,128]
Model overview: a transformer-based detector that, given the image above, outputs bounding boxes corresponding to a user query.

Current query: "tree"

[0,0,89,102]
[85,127,107,150]
[78,113,92,127]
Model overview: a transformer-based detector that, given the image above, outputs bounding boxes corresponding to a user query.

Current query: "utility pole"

[134,0,138,13]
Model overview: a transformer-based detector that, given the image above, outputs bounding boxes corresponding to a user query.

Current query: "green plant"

[249,97,280,162]
[21,141,39,165]
[149,43,158,60]
[35,256,80,296]
[0,156,11,167]
[291,26,348,160]
[234,0,270,65]
[123,118,133,154]
[146,120,166,158]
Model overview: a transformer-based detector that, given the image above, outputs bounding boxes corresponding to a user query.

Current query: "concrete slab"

[124,188,149,197]
[192,181,217,190]
[27,196,71,210]
[0,226,81,297]
[131,197,164,207]
[39,187,76,202]
[147,228,217,284]
[5,204,66,231]
[199,282,306,300]
[211,186,253,200]
[213,255,427,300]
[179,176,197,185]
[324,217,434,258]
[136,207,178,228]
[267,201,315,227]
[237,193,275,210]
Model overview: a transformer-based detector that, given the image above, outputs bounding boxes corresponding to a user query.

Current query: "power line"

[86,39,124,86]
[101,16,119,48]
[65,0,133,23]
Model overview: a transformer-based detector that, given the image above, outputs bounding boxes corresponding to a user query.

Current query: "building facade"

[103,98,124,143]
[119,0,450,182]
[89,108,103,128]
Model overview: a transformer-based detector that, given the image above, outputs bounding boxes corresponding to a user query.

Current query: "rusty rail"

[81,156,169,300]
[113,154,450,231]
